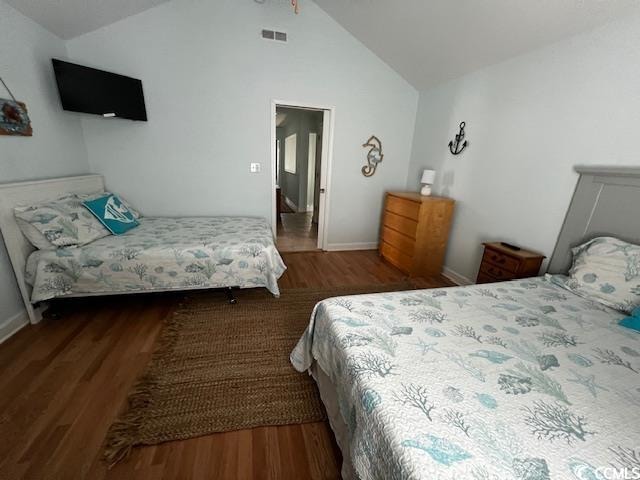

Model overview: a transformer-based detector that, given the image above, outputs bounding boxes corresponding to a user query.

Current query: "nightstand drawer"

[477,242,545,285]
[381,226,415,254]
[483,250,520,272]
[383,212,417,239]
[380,241,412,273]
[479,263,512,281]
[385,196,420,220]
[476,271,498,284]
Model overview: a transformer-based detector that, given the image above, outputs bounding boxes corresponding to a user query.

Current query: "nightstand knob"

[491,254,505,264]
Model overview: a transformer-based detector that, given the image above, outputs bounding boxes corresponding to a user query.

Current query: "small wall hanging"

[0,77,32,137]
[254,0,299,14]
[361,135,384,177]
[448,121,467,155]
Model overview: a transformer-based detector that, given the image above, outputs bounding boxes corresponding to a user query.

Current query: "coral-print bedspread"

[291,277,640,480]
[26,217,286,302]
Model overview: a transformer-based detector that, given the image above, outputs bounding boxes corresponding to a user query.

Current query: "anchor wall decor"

[448,121,468,155]
[361,135,384,177]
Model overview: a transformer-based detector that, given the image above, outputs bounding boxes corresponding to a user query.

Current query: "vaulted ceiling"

[3,0,170,39]
[313,0,639,90]
[4,0,639,89]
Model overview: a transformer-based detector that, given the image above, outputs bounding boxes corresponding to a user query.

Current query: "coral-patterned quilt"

[291,276,640,480]
[26,216,285,302]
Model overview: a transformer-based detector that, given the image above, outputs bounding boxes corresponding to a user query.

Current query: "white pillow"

[15,218,56,250]
[14,194,111,248]
[563,236,640,313]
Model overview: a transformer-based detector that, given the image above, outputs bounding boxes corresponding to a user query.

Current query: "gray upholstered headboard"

[548,166,640,274]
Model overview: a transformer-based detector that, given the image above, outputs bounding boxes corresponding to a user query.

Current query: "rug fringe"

[103,373,158,467]
[103,305,188,467]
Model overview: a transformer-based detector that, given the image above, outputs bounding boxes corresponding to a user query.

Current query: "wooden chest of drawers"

[476,242,545,284]
[379,192,455,277]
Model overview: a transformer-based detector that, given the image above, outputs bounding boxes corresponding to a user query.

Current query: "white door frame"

[270,99,335,250]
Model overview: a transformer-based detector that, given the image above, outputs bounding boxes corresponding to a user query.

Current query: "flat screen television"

[52,59,147,121]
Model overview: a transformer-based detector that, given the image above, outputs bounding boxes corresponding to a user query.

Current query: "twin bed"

[292,167,640,480]
[0,174,285,324]
[25,216,285,303]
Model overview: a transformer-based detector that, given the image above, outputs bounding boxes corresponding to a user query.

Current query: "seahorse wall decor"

[362,135,384,177]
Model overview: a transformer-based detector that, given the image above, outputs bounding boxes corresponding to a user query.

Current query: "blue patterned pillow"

[79,191,142,219]
[82,194,139,235]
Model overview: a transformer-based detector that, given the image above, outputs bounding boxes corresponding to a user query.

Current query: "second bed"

[26,215,286,302]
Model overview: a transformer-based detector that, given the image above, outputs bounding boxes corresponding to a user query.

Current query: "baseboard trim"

[443,266,474,286]
[325,242,378,252]
[0,309,29,344]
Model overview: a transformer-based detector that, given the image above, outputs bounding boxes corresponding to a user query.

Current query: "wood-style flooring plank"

[0,250,452,479]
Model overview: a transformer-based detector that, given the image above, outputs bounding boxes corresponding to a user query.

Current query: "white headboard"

[0,174,105,324]
[548,166,640,274]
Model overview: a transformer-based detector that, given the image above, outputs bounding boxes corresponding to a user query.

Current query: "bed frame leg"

[225,287,238,305]
[41,302,63,320]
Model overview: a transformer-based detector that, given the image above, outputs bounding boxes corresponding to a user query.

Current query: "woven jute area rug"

[104,282,414,465]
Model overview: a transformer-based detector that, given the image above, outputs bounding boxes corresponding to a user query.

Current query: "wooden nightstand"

[476,242,545,284]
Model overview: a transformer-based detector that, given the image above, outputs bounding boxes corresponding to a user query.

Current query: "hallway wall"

[277,107,323,212]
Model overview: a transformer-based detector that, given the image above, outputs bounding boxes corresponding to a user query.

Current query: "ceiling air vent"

[261,29,287,42]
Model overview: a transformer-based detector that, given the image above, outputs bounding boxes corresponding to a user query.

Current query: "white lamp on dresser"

[420,169,436,196]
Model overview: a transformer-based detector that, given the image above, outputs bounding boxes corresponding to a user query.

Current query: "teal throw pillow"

[620,316,640,332]
[619,306,640,332]
[83,194,139,235]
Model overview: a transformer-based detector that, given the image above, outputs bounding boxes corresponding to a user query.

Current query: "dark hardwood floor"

[0,250,452,480]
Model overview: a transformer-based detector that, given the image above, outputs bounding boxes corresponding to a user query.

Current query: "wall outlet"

[250,162,261,173]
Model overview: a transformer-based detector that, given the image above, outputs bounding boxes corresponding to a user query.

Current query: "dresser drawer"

[383,211,417,239]
[379,192,455,277]
[381,226,415,254]
[482,249,520,272]
[479,263,513,281]
[385,195,420,220]
[380,241,412,273]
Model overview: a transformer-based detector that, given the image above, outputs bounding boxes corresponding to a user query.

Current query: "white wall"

[66,0,418,248]
[0,1,90,338]
[407,12,640,283]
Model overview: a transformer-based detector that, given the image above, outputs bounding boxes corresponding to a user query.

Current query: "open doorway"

[273,105,326,252]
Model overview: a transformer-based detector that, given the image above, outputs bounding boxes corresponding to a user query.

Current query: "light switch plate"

[250,163,261,173]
